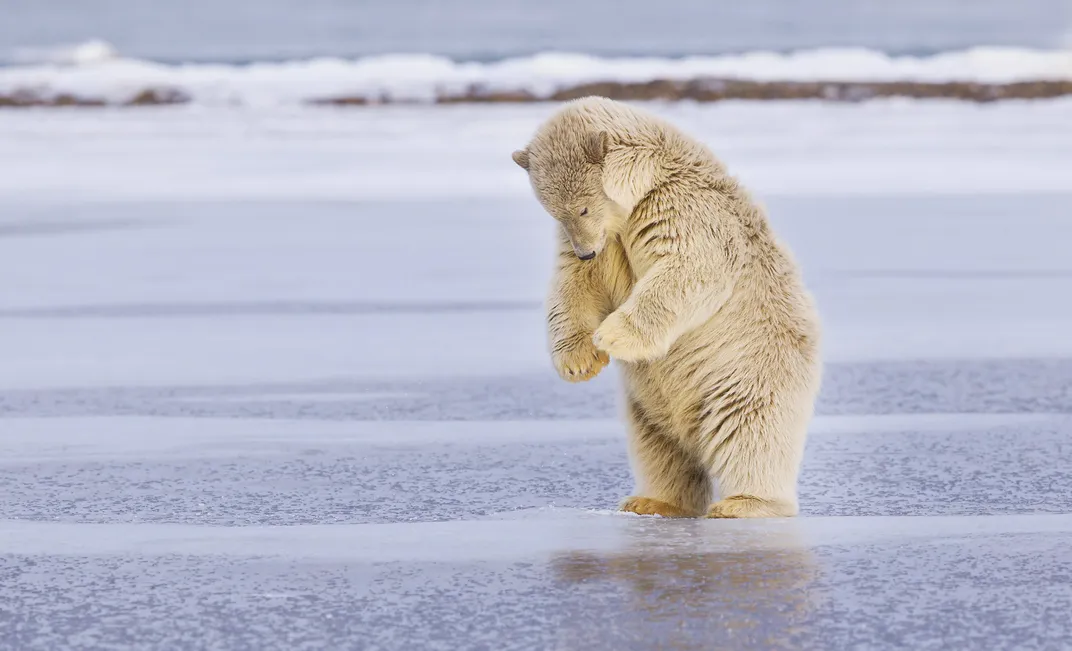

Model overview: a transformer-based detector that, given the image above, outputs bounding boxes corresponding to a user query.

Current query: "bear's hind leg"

[703,402,808,519]
[620,399,712,518]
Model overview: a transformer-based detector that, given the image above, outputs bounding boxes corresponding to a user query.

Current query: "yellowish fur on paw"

[706,495,795,519]
[552,336,610,382]
[619,496,694,518]
[593,310,658,362]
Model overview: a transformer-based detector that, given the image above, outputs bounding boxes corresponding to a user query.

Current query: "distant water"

[1,0,1070,64]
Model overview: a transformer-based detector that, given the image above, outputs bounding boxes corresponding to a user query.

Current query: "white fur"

[513,96,822,518]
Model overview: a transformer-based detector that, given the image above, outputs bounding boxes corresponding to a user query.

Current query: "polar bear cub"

[512,96,822,518]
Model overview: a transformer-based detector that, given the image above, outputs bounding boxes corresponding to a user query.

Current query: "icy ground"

[1,102,1072,650]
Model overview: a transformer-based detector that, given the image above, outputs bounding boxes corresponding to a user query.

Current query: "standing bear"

[512,96,822,518]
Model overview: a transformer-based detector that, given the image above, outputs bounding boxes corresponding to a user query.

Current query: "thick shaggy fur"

[512,96,822,518]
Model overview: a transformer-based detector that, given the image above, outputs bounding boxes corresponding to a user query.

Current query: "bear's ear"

[511,149,530,170]
[583,131,609,165]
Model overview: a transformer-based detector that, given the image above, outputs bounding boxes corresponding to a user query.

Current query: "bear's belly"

[619,353,717,443]
[618,308,816,446]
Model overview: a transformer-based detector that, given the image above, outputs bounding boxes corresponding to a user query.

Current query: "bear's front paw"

[593,311,661,362]
[551,334,610,383]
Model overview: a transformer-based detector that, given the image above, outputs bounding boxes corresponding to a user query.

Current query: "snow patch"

[2,46,1070,107]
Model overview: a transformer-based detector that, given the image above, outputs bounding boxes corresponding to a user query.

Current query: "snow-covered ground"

[2,101,1072,649]
[2,45,1072,105]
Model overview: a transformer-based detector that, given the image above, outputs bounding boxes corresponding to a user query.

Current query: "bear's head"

[512,130,623,261]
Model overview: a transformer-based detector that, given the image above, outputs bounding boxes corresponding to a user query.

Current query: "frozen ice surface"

[2,102,1072,649]
[3,101,1072,202]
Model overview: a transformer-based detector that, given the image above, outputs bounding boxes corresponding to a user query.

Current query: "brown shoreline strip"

[349,79,1072,104]
[3,79,1072,108]
[0,87,189,107]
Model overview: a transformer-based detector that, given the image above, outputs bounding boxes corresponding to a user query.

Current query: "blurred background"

[2,2,1072,650]
[2,0,1069,62]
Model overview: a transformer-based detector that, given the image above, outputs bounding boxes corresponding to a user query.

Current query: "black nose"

[577,251,596,261]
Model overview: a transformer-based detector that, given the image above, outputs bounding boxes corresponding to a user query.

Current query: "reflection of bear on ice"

[551,520,819,649]
[512,97,822,518]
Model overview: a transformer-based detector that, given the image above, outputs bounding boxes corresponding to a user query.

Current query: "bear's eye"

[579,208,588,216]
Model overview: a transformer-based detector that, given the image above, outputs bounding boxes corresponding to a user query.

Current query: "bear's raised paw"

[593,310,662,362]
[552,335,610,383]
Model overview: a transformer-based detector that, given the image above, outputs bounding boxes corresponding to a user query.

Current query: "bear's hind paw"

[706,495,796,519]
[619,496,695,518]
